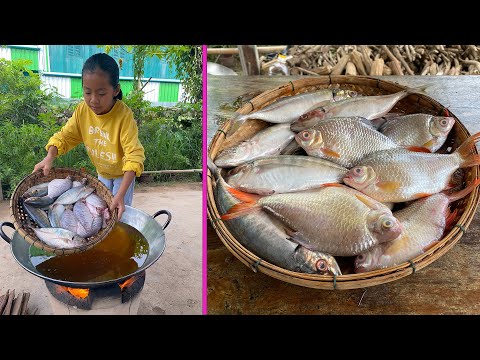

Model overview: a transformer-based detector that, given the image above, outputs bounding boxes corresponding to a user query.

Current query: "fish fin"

[355,193,381,210]
[376,181,401,192]
[321,147,340,158]
[322,183,343,188]
[445,178,480,203]
[406,84,430,95]
[221,202,261,220]
[226,186,262,203]
[422,241,440,253]
[404,146,431,153]
[445,208,459,228]
[422,139,436,149]
[207,157,220,180]
[413,193,432,199]
[284,227,314,250]
[455,131,480,163]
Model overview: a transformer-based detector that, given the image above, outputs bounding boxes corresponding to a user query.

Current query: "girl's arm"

[110,170,135,220]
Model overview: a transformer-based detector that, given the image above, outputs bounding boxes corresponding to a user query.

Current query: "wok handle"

[0,222,15,244]
[153,210,172,230]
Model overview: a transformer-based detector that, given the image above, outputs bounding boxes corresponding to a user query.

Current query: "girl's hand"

[33,156,55,176]
[110,193,126,220]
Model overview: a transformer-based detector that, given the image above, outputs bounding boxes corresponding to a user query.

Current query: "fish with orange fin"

[344,131,480,202]
[290,85,428,132]
[221,184,403,257]
[208,158,341,275]
[228,89,359,135]
[294,117,399,168]
[378,114,455,152]
[355,178,480,273]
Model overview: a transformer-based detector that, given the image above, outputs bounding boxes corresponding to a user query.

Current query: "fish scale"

[256,186,400,256]
[351,148,462,202]
[297,118,398,168]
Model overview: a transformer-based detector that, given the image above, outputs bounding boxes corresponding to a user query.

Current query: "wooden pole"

[238,45,261,75]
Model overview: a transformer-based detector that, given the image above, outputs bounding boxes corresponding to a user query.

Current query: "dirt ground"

[0,182,202,315]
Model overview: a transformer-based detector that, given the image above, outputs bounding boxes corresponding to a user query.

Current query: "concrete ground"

[0,182,202,315]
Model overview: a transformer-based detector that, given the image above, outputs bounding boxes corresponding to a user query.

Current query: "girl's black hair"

[82,53,123,100]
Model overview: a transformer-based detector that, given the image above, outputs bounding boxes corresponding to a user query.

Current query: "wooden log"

[383,65,392,75]
[370,58,384,76]
[20,293,30,315]
[421,62,431,76]
[393,47,415,75]
[311,65,332,75]
[387,60,403,76]
[345,62,357,75]
[295,67,321,76]
[11,291,23,315]
[350,50,367,75]
[462,60,480,73]
[360,46,373,74]
[330,54,350,75]
[0,292,7,315]
[2,289,14,315]
[430,63,439,76]
[208,46,288,55]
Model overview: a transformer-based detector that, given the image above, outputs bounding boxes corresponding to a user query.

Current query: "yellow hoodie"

[46,100,145,179]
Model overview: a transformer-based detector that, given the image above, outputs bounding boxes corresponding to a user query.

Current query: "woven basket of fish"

[10,167,118,255]
[207,75,480,290]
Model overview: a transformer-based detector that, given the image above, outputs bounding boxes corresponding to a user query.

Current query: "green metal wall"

[10,48,39,71]
[159,82,179,102]
[70,78,134,99]
[48,45,178,79]
[70,78,83,99]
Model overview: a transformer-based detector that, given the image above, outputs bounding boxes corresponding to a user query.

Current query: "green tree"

[102,45,202,104]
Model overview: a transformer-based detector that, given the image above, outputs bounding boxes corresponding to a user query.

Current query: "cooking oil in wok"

[29,222,149,282]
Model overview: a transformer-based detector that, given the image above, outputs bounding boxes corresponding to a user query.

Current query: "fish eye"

[354,167,364,176]
[382,219,394,228]
[440,119,448,126]
[357,254,365,261]
[316,259,328,271]
[302,131,310,139]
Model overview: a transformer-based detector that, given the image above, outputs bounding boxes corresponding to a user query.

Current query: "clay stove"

[44,271,146,315]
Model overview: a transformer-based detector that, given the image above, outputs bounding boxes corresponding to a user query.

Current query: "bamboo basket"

[207,75,480,290]
[10,167,118,255]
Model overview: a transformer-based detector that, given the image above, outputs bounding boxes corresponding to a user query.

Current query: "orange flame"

[56,285,89,299]
[118,276,137,291]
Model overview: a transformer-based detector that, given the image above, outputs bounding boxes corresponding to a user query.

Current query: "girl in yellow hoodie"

[33,53,145,220]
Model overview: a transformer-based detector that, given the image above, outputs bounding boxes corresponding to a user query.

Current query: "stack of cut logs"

[0,289,34,315]
[283,45,480,76]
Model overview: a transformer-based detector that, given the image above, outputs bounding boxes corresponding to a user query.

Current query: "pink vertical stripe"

[202,44,208,315]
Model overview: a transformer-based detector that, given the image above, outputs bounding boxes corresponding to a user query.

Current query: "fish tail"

[456,131,480,165]
[226,113,246,136]
[220,187,263,220]
[207,156,220,180]
[446,178,480,203]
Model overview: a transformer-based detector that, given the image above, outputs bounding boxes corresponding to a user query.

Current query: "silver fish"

[22,182,49,198]
[215,123,295,168]
[24,195,55,207]
[225,155,348,195]
[48,204,65,228]
[344,132,480,202]
[53,185,95,205]
[299,85,428,123]
[379,114,455,152]
[31,227,88,249]
[84,193,108,216]
[47,176,73,198]
[59,209,79,234]
[209,158,341,275]
[355,179,480,272]
[229,89,358,134]
[23,201,51,228]
[73,200,94,233]
[295,117,398,168]
[222,184,403,257]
